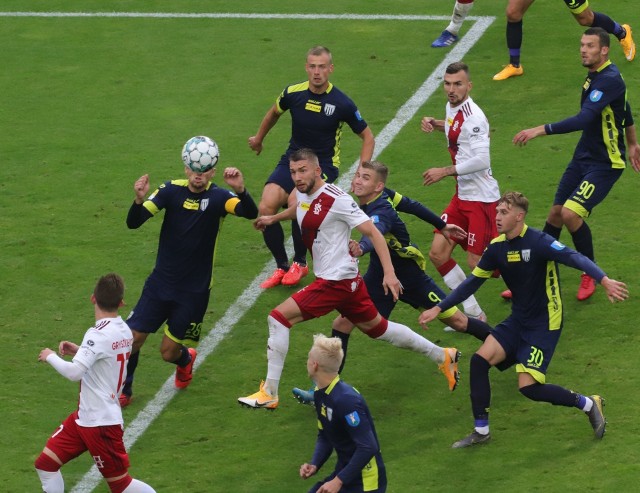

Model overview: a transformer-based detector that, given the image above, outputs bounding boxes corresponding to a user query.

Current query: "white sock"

[265,315,290,396]
[582,397,593,413]
[36,469,64,493]
[123,478,157,492]
[475,425,490,435]
[446,1,474,35]
[375,321,445,364]
[442,263,482,317]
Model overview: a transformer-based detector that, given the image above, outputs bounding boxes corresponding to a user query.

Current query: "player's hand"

[254,215,275,231]
[421,116,436,133]
[38,348,54,362]
[513,126,545,146]
[419,307,441,330]
[441,224,467,241]
[248,136,263,155]
[299,463,317,479]
[628,143,640,172]
[422,167,450,186]
[382,273,403,301]
[348,239,363,257]
[223,167,245,193]
[317,477,343,493]
[59,341,79,356]
[133,174,150,203]
[601,276,629,303]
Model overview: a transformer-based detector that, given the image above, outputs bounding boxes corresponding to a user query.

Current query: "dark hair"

[584,27,610,48]
[498,191,529,213]
[93,273,125,311]
[361,161,389,183]
[445,61,470,76]
[289,148,319,166]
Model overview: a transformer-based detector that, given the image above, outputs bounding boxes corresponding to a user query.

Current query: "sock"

[373,320,443,363]
[519,383,579,407]
[439,260,483,317]
[172,346,191,367]
[591,12,623,38]
[121,478,157,493]
[122,350,140,396]
[542,221,562,240]
[570,221,594,261]
[470,353,492,432]
[36,469,64,493]
[331,328,351,374]
[262,223,289,270]
[446,0,474,35]
[290,219,308,265]
[265,311,292,396]
[465,317,492,342]
[507,20,523,66]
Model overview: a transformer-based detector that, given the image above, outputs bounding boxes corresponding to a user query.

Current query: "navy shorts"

[490,314,562,382]
[126,278,209,345]
[266,151,339,193]
[563,0,589,14]
[553,160,623,218]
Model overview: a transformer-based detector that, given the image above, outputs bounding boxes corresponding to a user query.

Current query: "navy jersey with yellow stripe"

[311,377,386,492]
[546,60,632,169]
[439,225,606,328]
[127,180,257,293]
[276,81,368,167]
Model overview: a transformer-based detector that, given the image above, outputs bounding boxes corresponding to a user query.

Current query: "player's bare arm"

[358,126,375,164]
[419,306,442,329]
[222,167,246,193]
[421,116,445,133]
[356,220,402,300]
[422,165,456,185]
[600,276,629,302]
[133,174,150,204]
[624,124,640,172]
[440,224,467,241]
[513,125,547,146]
[248,104,282,155]
[254,206,297,230]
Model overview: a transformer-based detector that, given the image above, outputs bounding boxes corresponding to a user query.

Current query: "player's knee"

[519,383,543,402]
[428,248,447,266]
[470,353,491,373]
[505,4,525,22]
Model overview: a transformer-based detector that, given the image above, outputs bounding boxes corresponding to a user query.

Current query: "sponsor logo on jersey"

[301,202,310,210]
[345,411,361,427]
[507,251,521,262]
[183,198,200,210]
[551,240,566,250]
[324,103,336,116]
[87,340,95,346]
[305,101,322,112]
[200,198,209,211]
[589,90,603,102]
[522,249,531,262]
[473,127,480,133]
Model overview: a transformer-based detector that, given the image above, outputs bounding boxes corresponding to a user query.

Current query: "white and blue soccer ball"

[181,136,219,172]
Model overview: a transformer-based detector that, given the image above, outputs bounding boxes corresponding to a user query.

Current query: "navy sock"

[291,219,308,266]
[122,350,140,396]
[591,12,623,39]
[263,223,289,270]
[173,346,191,367]
[542,221,562,240]
[570,222,594,261]
[466,317,492,342]
[519,383,579,407]
[470,353,492,420]
[331,328,351,374]
[507,21,523,66]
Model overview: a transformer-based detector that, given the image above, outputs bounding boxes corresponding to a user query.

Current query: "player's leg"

[566,1,635,61]
[431,0,474,48]
[35,447,65,493]
[493,0,534,80]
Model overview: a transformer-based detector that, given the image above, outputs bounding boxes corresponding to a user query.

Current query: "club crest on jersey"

[200,198,209,211]
[327,407,333,421]
[324,103,336,116]
[351,281,358,292]
[522,249,531,262]
[355,110,363,121]
[345,411,361,427]
[313,201,323,215]
[589,90,603,102]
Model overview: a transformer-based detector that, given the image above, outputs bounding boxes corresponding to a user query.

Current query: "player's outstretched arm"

[600,276,629,303]
[248,105,281,156]
[513,125,547,146]
[419,306,442,330]
[356,220,402,300]
[421,116,445,133]
[254,206,296,230]
[441,224,467,241]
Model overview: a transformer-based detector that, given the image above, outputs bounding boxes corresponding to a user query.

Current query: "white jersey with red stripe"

[296,183,370,280]
[445,96,500,202]
[72,316,133,427]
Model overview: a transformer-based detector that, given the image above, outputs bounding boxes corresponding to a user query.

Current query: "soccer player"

[512,27,640,301]
[120,152,258,406]
[493,0,635,81]
[431,0,474,48]
[421,61,500,320]
[291,161,494,404]
[35,273,155,493]
[299,334,386,493]
[238,149,460,409]
[419,192,629,448]
[249,45,375,289]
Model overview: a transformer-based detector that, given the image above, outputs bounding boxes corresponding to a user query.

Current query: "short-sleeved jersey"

[470,225,605,328]
[312,377,385,491]
[276,81,368,167]
[72,316,133,427]
[572,61,630,168]
[445,97,500,202]
[296,183,370,280]
[141,180,241,293]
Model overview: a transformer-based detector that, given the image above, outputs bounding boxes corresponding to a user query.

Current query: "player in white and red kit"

[35,273,155,493]
[421,62,502,317]
[238,149,461,410]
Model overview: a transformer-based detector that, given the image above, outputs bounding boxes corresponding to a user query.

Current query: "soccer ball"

[182,136,219,172]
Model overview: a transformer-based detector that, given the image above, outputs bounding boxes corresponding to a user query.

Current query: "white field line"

[48,13,493,492]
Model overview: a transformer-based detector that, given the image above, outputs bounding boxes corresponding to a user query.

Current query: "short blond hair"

[311,334,343,374]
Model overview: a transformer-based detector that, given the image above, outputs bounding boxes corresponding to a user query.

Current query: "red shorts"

[436,195,498,256]
[44,411,130,478]
[291,274,379,324]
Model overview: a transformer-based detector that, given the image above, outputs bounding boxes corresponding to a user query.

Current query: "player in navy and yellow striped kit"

[300,335,386,493]
[419,192,629,448]
[120,164,258,405]
[514,27,640,301]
